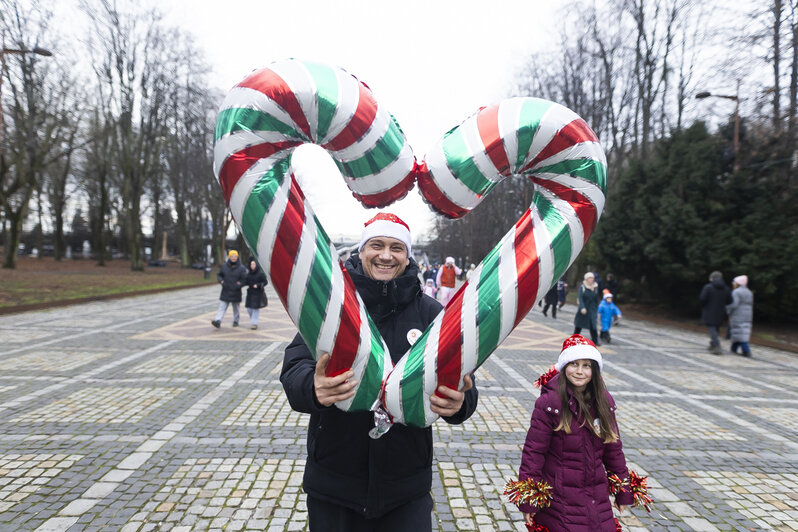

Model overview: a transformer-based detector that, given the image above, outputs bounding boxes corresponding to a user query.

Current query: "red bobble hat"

[555,334,603,371]
[358,212,412,256]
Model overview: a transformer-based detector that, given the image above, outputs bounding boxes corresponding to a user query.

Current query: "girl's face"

[250,260,256,270]
[564,359,593,391]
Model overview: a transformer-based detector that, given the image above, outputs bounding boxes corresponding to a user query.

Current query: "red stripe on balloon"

[476,105,511,176]
[513,209,540,326]
[435,292,464,396]
[416,163,469,219]
[534,179,598,243]
[238,68,312,139]
[522,119,598,173]
[217,142,299,204]
[326,267,363,377]
[269,176,305,300]
[353,171,416,208]
[322,83,378,151]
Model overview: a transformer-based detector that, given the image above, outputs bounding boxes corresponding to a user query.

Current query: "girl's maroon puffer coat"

[518,373,633,531]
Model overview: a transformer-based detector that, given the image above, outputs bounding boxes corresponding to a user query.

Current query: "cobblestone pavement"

[0,285,796,531]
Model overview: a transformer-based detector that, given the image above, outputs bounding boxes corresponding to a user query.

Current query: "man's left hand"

[429,374,473,417]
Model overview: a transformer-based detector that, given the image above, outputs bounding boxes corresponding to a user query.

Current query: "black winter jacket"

[700,278,732,326]
[280,255,478,518]
[217,259,247,303]
[245,267,267,309]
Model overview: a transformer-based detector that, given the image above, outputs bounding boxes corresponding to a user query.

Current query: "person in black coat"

[700,270,732,354]
[212,250,247,328]
[244,256,268,330]
[542,284,558,318]
[280,213,478,532]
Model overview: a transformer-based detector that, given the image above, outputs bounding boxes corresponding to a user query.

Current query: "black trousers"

[542,302,557,318]
[307,494,433,532]
[574,326,598,344]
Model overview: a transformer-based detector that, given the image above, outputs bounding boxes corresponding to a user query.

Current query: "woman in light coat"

[726,275,753,357]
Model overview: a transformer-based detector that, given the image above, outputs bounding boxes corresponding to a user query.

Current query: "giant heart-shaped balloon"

[214,59,606,429]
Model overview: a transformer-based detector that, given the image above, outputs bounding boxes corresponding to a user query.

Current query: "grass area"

[0,256,214,308]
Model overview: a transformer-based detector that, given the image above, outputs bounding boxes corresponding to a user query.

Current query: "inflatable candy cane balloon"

[213,59,416,413]
[378,98,607,429]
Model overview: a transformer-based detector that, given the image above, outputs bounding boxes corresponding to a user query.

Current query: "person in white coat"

[726,275,754,357]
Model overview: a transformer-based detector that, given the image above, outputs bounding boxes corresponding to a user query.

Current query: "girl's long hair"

[555,361,619,443]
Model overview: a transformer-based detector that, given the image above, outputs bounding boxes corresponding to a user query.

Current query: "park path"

[0,285,796,531]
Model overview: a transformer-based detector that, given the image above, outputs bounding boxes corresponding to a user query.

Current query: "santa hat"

[358,213,412,256]
[555,334,603,371]
[733,275,748,287]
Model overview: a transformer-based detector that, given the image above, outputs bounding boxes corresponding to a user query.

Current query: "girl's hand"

[523,512,536,526]
[580,308,587,315]
[614,502,628,514]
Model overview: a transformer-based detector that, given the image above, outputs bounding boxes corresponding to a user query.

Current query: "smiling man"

[280,212,479,531]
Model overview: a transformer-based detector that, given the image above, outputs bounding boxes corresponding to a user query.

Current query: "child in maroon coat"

[513,335,634,531]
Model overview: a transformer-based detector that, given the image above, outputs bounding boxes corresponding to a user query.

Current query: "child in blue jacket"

[598,293,622,344]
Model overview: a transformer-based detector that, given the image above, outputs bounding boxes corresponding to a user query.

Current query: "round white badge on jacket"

[407,328,422,345]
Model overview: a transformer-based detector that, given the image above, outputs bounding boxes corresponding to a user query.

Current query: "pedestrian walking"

[604,273,619,303]
[699,271,732,354]
[511,334,634,531]
[542,285,558,318]
[212,250,247,328]
[573,272,601,345]
[727,275,753,357]
[557,278,568,309]
[244,257,268,330]
[598,293,622,344]
[280,212,478,531]
[465,263,476,282]
[423,278,437,299]
[436,256,462,307]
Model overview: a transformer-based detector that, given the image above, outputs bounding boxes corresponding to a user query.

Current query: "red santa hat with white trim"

[358,212,412,257]
[555,334,603,371]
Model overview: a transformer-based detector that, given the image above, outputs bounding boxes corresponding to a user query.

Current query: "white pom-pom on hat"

[555,334,602,371]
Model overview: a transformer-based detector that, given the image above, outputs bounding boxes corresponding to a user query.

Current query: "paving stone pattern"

[0,285,797,531]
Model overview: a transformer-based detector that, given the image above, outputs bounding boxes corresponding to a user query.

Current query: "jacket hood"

[711,277,727,289]
[344,254,422,323]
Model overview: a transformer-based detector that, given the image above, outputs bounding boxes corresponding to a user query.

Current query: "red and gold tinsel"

[534,366,558,388]
[606,470,653,512]
[615,517,623,531]
[525,517,550,532]
[504,478,554,509]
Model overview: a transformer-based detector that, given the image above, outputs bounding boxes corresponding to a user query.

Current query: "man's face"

[230,254,238,264]
[360,237,409,281]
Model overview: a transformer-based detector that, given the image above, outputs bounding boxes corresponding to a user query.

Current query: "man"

[436,256,462,306]
[212,249,247,328]
[699,270,732,354]
[280,213,478,531]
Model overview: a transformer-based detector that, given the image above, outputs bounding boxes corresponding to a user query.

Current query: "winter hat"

[733,275,748,287]
[445,256,455,265]
[603,292,614,300]
[359,212,412,256]
[555,334,603,371]
[228,250,239,259]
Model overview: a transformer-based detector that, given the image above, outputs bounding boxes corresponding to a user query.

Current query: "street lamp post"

[0,29,53,153]
[696,79,741,172]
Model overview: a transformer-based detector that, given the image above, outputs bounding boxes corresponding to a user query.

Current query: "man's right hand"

[314,353,357,406]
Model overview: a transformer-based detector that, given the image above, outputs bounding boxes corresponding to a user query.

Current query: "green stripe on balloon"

[334,121,407,178]
[534,195,573,278]
[304,62,338,141]
[515,99,550,170]
[214,108,306,142]
[349,319,388,411]
[533,159,607,190]
[297,228,334,354]
[476,245,502,362]
[441,127,494,195]
[400,333,428,428]
[240,158,290,252]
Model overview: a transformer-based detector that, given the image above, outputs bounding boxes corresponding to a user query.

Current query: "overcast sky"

[160,0,560,240]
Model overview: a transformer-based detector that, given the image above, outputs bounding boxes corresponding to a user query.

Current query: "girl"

[245,257,268,330]
[573,272,601,344]
[512,334,634,531]
[423,278,437,299]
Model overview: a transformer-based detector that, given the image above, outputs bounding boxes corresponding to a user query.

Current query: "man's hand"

[313,353,357,407]
[429,374,473,417]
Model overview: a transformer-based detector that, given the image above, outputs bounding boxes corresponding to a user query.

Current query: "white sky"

[162,0,559,240]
